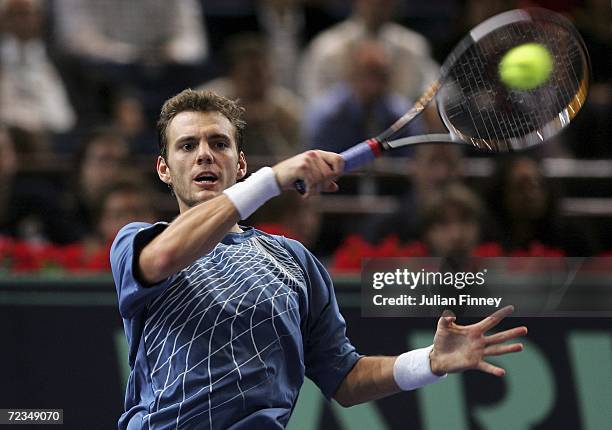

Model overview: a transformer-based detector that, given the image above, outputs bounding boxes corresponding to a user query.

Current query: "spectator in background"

[486,155,598,256]
[330,182,487,273]
[421,182,483,259]
[199,33,303,159]
[565,0,612,158]
[0,0,75,137]
[0,127,18,235]
[362,144,464,244]
[299,0,438,103]
[66,130,132,238]
[256,0,304,91]
[54,0,207,67]
[85,181,157,253]
[304,38,424,154]
[54,0,209,125]
[109,88,157,156]
[1,129,79,243]
[251,192,322,251]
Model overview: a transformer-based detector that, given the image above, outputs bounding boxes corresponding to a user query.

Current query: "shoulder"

[270,86,304,115]
[383,22,432,56]
[306,20,358,55]
[385,92,412,114]
[307,84,352,118]
[113,221,157,244]
[111,221,168,259]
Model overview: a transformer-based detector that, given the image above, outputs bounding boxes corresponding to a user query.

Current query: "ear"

[157,156,172,186]
[236,151,247,180]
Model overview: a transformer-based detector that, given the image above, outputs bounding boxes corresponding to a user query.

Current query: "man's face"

[99,191,155,243]
[425,206,479,258]
[414,146,463,193]
[157,111,247,213]
[505,158,546,221]
[81,138,129,200]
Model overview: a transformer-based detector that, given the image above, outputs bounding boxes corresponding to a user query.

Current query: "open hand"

[429,305,527,377]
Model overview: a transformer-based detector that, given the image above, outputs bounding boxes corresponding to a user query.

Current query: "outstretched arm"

[334,305,527,407]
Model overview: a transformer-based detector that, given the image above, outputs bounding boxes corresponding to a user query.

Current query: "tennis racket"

[295,8,590,194]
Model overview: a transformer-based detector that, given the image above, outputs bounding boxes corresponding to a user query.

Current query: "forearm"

[139,195,240,284]
[334,347,443,407]
[334,356,400,407]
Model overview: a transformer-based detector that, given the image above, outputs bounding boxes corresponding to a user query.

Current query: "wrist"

[429,347,446,376]
[223,167,281,219]
[393,345,446,391]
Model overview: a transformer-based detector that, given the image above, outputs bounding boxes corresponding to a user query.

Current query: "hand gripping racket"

[295,8,590,194]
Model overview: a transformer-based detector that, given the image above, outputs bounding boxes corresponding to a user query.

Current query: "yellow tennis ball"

[499,43,553,90]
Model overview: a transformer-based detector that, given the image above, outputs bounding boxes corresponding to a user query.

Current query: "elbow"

[139,244,175,285]
[333,388,359,408]
[334,395,358,408]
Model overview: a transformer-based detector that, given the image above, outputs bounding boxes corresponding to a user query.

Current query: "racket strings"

[438,16,588,152]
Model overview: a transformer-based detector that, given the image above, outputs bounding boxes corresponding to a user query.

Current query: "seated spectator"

[0,0,75,136]
[251,192,322,252]
[109,88,157,156]
[0,125,81,244]
[54,0,207,66]
[199,33,303,159]
[298,0,438,103]
[486,155,598,256]
[54,0,209,125]
[420,183,484,259]
[65,130,133,238]
[330,183,486,272]
[256,0,304,91]
[85,181,157,251]
[0,127,18,235]
[361,144,464,244]
[304,38,425,154]
[564,0,612,158]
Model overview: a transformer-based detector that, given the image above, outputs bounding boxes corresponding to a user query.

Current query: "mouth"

[193,172,219,187]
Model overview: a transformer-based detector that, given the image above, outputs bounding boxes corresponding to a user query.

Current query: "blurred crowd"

[0,0,610,274]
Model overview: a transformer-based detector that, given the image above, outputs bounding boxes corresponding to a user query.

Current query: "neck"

[229,224,243,234]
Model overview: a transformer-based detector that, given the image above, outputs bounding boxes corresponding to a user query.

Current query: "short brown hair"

[156,89,246,159]
[421,183,484,232]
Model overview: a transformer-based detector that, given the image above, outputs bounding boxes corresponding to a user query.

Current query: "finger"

[322,181,339,193]
[484,343,523,356]
[318,151,345,174]
[476,305,514,332]
[485,326,528,345]
[304,180,322,198]
[437,309,456,329]
[477,360,506,377]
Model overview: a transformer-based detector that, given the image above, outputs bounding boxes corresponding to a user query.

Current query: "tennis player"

[111,89,527,430]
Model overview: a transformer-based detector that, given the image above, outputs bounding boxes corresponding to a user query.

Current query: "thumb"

[438,309,456,328]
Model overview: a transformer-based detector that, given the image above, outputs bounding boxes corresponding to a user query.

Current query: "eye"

[181,141,195,151]
[213,139,229,149]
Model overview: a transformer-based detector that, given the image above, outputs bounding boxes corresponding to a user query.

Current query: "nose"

[196,141,214,165]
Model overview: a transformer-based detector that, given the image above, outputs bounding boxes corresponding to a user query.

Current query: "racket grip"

[294,139,381,195]
[340,139,380,172]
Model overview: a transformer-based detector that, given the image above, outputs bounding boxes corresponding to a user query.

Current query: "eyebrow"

[174,132,232,145]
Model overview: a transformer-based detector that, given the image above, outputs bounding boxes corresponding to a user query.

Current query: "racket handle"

[341,139,381,172]
[294,139,381,195]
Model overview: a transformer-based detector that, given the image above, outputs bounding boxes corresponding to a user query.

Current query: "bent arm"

[138,195,240,284]
[139,150,344,285]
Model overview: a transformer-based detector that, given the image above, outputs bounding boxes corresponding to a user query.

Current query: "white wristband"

[393,345,447,391]
[223,167,281,219]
